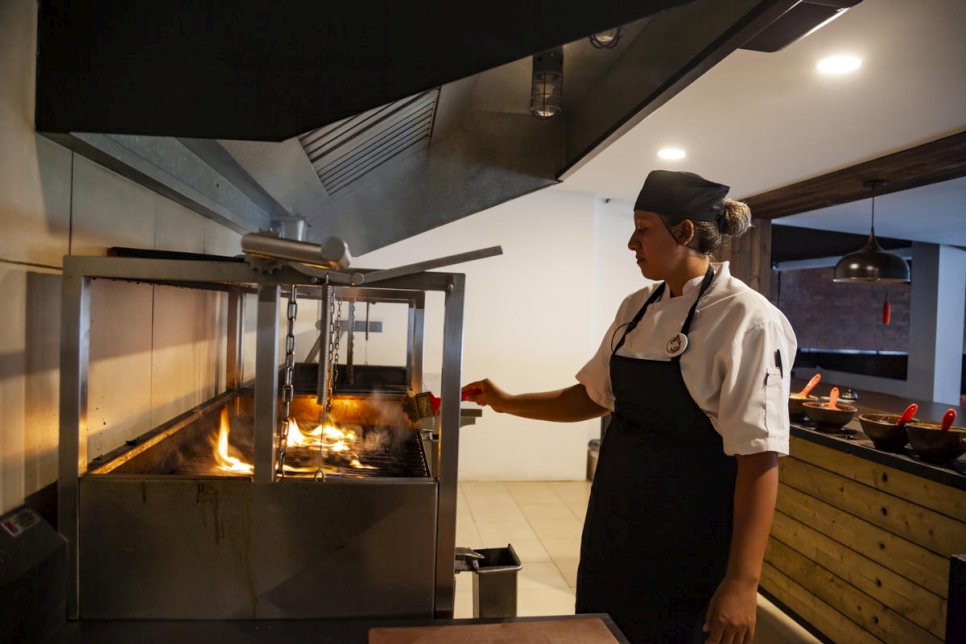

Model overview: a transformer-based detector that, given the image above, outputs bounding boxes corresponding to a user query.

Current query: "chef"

[463,169,798,643]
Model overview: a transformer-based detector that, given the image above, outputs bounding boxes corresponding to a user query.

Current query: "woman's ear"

[673,220,695,246]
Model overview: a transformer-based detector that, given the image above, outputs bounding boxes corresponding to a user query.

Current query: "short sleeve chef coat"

[576,262,798,456]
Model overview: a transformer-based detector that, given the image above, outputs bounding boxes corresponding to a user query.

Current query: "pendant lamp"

[833,179,910,283]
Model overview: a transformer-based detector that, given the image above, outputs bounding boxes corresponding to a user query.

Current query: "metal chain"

[315,292,342,481]
[276,286,298,476]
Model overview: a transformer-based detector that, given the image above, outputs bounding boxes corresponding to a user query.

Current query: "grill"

[59,254,469,621]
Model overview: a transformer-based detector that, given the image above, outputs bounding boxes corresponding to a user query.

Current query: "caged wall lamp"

[833,179,911,283]
[530,47,563,120]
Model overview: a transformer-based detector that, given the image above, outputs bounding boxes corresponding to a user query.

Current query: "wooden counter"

[762,382,966,644]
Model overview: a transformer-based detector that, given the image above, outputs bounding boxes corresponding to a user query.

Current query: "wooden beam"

[741,130,966,220]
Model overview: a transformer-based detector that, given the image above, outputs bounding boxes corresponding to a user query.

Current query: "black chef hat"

[634,170,730,222]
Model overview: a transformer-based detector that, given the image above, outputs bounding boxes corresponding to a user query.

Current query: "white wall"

[356,189,648,480]
[0,0,241,513]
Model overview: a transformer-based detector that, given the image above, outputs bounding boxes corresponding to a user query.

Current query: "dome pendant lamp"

[833,179,911,283]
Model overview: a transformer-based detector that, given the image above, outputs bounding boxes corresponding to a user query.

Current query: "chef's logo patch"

[665,333,688,357]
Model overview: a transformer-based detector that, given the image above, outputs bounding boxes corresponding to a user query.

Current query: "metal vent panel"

[299,89,439,198]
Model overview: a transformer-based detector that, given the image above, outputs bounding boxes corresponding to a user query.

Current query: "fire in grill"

[93,392,430,479]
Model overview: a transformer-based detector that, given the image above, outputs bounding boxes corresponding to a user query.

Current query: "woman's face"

[628,210,685,280]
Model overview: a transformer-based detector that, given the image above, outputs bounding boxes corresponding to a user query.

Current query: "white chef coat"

[576,262,797,456]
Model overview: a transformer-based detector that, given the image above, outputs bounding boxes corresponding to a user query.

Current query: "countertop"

[789,378,966,488]
[44,614,629,644]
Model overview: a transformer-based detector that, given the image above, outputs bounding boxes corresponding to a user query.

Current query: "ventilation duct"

[298,90,439,199]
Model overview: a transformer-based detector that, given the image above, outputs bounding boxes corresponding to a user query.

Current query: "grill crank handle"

[357,246,503,285]
[455,547,485,573]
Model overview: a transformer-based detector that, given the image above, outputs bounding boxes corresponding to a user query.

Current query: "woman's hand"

[702,576,758,644]
[461,379,511,413]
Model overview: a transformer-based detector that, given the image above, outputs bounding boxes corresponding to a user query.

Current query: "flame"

[212,409,253,474]
[208,411,375,476]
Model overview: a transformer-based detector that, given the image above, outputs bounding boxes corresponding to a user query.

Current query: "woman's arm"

[703,450,779,644]
[462,379,609,422]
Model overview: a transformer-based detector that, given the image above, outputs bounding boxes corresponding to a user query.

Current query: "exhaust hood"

[37,0,801,254]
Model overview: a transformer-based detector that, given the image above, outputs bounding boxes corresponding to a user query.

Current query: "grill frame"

[59,256,467,620]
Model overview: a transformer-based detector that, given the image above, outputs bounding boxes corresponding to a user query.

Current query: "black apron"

[576,267,737,643]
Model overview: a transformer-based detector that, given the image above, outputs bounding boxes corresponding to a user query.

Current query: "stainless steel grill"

[59,255,469,620]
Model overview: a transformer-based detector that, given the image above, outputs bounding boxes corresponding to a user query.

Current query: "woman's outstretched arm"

[462,379,609,422]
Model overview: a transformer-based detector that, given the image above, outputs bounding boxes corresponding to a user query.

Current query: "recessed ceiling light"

[657,148,686,160]
[817,55,862,75]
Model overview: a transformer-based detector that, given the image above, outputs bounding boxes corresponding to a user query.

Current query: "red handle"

[827,387,840,411]
[797,374,821,398]
[897,403,917,428]
[941,409,956,431]
[461,387,482,401]
[882,299,891,325]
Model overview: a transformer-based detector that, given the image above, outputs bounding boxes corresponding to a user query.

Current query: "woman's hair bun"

[718,200,752,237]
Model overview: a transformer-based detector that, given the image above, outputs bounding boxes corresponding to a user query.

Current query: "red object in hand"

[941,409,957,431]
[428,388,483,415]
[882,299,891,325]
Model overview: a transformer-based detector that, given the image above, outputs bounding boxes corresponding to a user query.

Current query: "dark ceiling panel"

[771,225,908,263]
[35,0,697,141]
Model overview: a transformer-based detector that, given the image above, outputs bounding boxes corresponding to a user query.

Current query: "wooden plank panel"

[779,457,966,558]
[776,483,949,597]
[788,436,966,521]
[765,539,942,644]
[771,511,947,639]
[761,562,883,644]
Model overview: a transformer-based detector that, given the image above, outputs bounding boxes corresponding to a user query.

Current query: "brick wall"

[768,267,910,352]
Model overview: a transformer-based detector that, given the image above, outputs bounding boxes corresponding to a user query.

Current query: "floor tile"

[462,481,509,496]
[528,518,584,542]
[549,480,592,502]
[468,500,526,523]
[505,539,551,563]
[518,562,569,590]
[455,521,482,546]
[516,587,577,617]
[476,520,539,545]
[519,503,579,521]
[505,481,563,504]
[540,538,582,561]
[565,497,590,519]
[553,557,580,588]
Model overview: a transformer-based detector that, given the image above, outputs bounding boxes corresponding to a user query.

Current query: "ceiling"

[36,0,964,259]
[555,0,966,253]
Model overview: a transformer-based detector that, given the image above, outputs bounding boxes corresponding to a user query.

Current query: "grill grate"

[298,89,438,198]
[281,425,429,479]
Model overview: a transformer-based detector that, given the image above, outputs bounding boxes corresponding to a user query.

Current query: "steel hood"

[37,0,800,253]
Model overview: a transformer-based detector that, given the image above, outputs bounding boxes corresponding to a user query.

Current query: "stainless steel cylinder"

[241,233,351,270]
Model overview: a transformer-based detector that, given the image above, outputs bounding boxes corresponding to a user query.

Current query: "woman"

[463,170,797,644]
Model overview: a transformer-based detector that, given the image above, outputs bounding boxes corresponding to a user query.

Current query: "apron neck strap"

[679,264,716,338]
[612,264,716,355]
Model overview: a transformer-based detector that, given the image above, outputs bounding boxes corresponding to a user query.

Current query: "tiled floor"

[454,480,821,643]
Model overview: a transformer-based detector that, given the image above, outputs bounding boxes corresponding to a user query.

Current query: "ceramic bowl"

[858,414,915,453]
[788,394,819,422]
[803,401,857,433]
[906,422,966,465]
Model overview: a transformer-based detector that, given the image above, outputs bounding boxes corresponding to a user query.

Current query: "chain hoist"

[276,286,298,476]
[314,285,342,480]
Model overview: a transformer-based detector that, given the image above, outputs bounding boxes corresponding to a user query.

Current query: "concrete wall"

[0,0,241,514]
